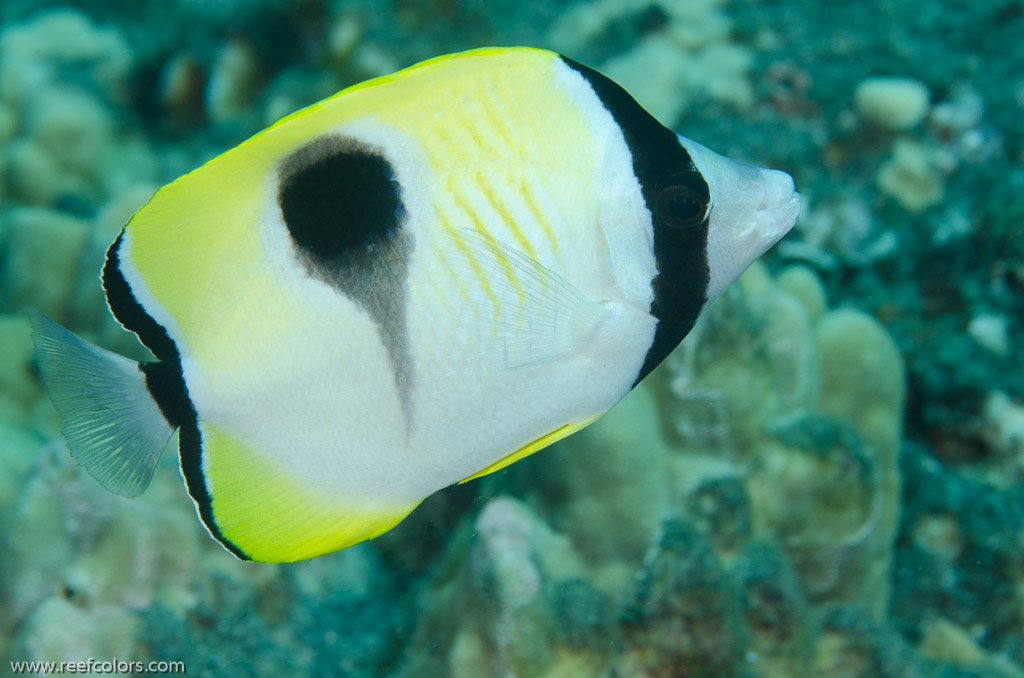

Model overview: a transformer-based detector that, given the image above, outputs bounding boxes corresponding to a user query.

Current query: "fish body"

[31,47,800,562]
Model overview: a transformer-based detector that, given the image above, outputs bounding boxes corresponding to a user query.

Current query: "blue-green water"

[1,1,1021,676]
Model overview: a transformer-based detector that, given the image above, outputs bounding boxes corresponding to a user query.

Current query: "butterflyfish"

[30,47,800,562]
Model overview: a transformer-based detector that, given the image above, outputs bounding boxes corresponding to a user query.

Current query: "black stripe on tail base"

[559,55,710,385]
[102,233,251,561]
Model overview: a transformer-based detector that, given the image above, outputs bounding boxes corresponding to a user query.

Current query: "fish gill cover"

[0,0,1022,676]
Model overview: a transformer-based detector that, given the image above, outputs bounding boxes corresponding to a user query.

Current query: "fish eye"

[658,184,709,228]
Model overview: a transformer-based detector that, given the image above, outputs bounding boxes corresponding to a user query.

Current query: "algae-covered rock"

[811,607,927,678]
[776,264,827,323]
[0,9,141,215]
[399,496,587,678]
[529,383,672,569]
[738,542,813,677]
[206,39,262,124]
[616,519,746,678]
[877,138,949,214]
[688,475,751,564]
[0,9,131,106]
[68,184,159,349]
[814,308,905,615]
[0,207,90,319]
[14,596,138,666]
[0,421,43,512]
[60,476,204,613]
[0,446,205,661]
[658,262,905,619]
[750,416,878,606]
[917,617,1024,678]
[28,86,114,186]
[0,314,43,423]
[548,0,752,125]
[464,499,570,676]
[0,450,78,637]
[4,139,64,206]
[854,77,931,131]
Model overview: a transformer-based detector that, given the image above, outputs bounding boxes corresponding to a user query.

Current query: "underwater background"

[0,0,1021,676]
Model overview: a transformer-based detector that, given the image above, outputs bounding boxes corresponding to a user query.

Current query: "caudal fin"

[28,311,175,497]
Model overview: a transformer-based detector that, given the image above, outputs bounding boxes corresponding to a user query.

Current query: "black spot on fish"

[559,55,710,385]
[279,137,404,263]
[278,137,414,414]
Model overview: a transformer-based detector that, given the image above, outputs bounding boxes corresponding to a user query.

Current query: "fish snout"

[756,168,801,246]
[677,135,800,302]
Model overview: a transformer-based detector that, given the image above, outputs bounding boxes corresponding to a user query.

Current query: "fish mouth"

[779,191,802,226]
[761,190,801,251]
[730,167,799,261]
[757,168,801,246]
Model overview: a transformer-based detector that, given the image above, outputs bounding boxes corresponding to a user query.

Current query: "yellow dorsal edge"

[246,47,548,150]
[133,48,554,222]
[459,412,604,484]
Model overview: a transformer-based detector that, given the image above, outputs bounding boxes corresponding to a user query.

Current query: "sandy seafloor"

[0,0,1022,676]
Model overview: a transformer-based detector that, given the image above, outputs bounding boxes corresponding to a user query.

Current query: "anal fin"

[459,412,604,484]
[199,423,421,562]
